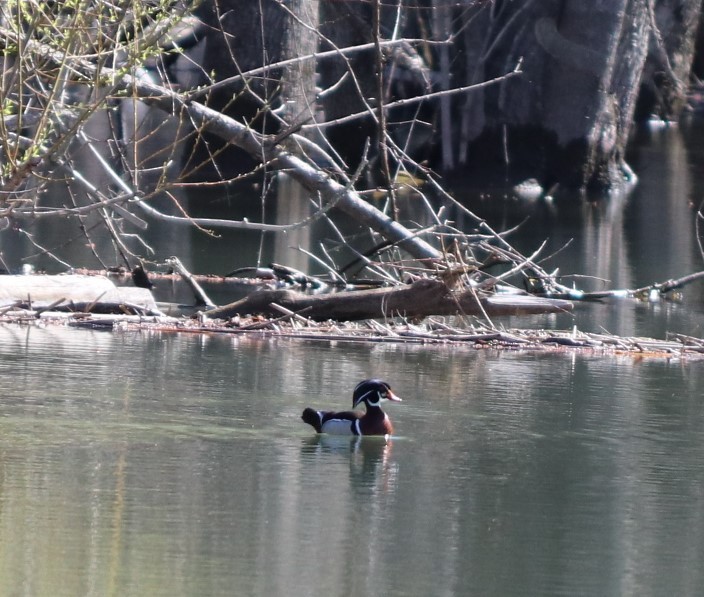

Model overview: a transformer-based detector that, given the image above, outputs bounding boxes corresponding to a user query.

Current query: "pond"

[0,326,702,596]
[3,93,704,596]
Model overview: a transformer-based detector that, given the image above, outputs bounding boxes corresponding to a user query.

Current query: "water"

[3,82,704,597]
[0,326,702,596]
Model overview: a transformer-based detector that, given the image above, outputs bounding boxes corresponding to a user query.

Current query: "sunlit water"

[0,326,702,596]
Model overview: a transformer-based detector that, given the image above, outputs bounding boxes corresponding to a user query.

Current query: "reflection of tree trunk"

[274,174,312,273]
[631,128,693,282]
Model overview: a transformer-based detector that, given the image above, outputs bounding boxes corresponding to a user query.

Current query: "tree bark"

[318,0,433,169]
[279,0,320,133]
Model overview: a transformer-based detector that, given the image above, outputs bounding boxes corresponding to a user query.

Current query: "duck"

[301,379,402,436]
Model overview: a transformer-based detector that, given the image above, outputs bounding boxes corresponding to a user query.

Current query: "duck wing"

[301,408,362,435]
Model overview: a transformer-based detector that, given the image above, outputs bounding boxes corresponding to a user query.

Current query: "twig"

[84,291,108,314]
[16,229,74,270]
[35,297,67,315]
[302,63,523,132]
[269,303,313,324]
[183,38,443,102]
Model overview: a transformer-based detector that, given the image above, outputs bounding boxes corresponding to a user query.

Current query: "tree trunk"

[460,0,651,196]
[195,0,287,113]
[279,0,320,133]
[318,1,433,171]
[635,0,703,121]
[185,0,290,178]
[542,0,649,193]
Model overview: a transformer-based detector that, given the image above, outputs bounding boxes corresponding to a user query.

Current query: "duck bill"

[386,390,402,402]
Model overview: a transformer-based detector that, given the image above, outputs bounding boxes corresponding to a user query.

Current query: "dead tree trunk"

[460,0,651,196]
[318,0,433,171]
[195,0,287,117]
[542,1,650,193]
[318,0,377,169]
[635,0,703,121]
[187,0,290,178]
[278,0,320,134]
[205,278,573,321]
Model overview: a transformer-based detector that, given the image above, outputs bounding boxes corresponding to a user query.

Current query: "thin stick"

[166,256,216,309]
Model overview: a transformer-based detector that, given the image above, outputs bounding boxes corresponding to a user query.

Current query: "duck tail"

[301,408,323,433]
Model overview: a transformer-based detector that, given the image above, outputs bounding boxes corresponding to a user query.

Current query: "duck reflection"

[301,435,396,494]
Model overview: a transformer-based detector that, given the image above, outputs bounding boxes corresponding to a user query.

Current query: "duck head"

[352,379,402,409]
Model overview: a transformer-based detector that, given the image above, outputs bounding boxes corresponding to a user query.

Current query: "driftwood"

[0,274,161,315]
[205,278,573,321]
[0,307,698,359]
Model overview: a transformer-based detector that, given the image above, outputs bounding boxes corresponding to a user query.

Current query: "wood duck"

[301,379,402,436]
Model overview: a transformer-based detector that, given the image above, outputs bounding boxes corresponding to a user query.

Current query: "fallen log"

[204,278,573,321]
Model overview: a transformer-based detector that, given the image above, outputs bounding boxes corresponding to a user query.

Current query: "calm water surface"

[0,326,702,596]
